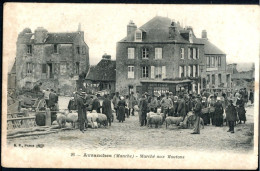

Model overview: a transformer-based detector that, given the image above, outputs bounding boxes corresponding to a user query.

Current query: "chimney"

[102,53,111,60]
[34,27,48,44]
[202,30,207,39]
[127,20,137,36]
[169,21,178,40]
[78,23,81,32]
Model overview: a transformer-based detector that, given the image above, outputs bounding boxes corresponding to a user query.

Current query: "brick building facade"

[14,25,89,95]
[116,16,206,96]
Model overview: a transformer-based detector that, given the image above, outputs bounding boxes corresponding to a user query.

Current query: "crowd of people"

[39,85,253,134]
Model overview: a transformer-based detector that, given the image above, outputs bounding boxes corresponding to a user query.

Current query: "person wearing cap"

[112,92,120,117]
[77,92,86,133]
[117,96,126,123]
[226,100,237,133]
[236,94,246,124]
[201,96,210,125]
[92,94,101,113]
[161,92,173,118]
[68,96,77,112]
[177,94,186,119]
[150,94,158,113]
[191,95,202,134]
[102,94,112,126]
[139,94,148,126]
[129,91,137,116]
[214,96,224,127]
[48,89,56,109]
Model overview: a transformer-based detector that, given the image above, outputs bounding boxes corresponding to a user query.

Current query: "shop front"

[140,79,193,96]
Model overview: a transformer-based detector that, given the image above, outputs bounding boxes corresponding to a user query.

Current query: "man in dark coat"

[68,97,77,111]
[177,94,186,119]
[191,95,202,134]
[236,94,246,124]
[102,94,112,126]
[140,94,148,126]
[48,89,56,108]
[92,94,101,113]
[249,89,254,104]
[226,100,237,133]
[77,93,85,133]
[214,97,224,127]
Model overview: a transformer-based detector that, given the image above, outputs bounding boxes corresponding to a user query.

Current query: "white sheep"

[65,111,78,128]
[165,116,183,129]
[87,111,99,128]
[97,113,108,127]
[56,113,66,128]
[147,114,163,128]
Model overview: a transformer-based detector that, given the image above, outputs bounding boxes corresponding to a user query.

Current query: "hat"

[80,92,86,96]
[120,96,124,100]
[216,96,221,101]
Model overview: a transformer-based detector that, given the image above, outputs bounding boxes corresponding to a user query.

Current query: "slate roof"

[198,38,225,55]
[86,59,116,82]
[45,32,79,44]
[119,16,202,44]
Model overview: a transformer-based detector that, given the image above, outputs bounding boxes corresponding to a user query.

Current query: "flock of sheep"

[55,107,204,130]
[56,110,108,129]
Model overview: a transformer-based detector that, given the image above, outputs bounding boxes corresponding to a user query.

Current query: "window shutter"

[179,66,182,78]
[188,48,190,59]
[193,65,196,77]
[162,66,166,79]
[197,65,200,76]
[151,66,155,79]
[184,66,187,77]
[197,49,200,59]
[193,48,196,59]
[159,48,162,59]
[188,66,191,77]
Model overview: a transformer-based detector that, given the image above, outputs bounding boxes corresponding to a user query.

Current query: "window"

[218,74,222,84]
[27,45,32,54]
[60,63,66,75]
[190,65,193,77]
[218,56,221,67]
[212,74,215,85]
[188,48,191,59]
[128,66,134,78]
[135,30,142,42]
[179,66,184,78]
[194,65,198,77]
[188,48,193,59]
[180,48,184,59]
[155,48,162,59]
[76,46,80,54]
[54,44,58,53]
[42,64,47,73]
[193,48,197,59]
[26,62,33,74]
[142,48,149,59]
[128,48,135,59]
[207,75,210,84]
[197,48,200,59]
[142,66,149,78]
[155,66,162,78]
[207,56,210,67]
[75,62,80,74]
[211,56,215,67]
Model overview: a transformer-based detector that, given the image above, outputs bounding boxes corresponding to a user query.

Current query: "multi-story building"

[14,25,89,95]
[116,16,206,96]
[199,30,231,90]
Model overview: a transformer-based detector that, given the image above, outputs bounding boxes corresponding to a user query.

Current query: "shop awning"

[140,79,193,84]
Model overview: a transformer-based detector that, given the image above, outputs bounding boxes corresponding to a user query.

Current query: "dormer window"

[135,30,142,42]
[189,31,193,43]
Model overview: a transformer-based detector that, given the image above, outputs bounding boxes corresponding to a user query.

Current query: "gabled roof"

[119,16,202,44]
[86,59,116,82]
[45,32,79,44]
[198,38,225,55]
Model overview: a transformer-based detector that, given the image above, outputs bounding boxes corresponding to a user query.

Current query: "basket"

[209,107,215,113]
[201,107,209,114]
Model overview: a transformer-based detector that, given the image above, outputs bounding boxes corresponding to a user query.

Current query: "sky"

[3,4,260,72]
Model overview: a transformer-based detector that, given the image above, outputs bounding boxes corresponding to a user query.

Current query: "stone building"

[14,25,89,95]
[85,54,116,95]
[199,31,231,90]
[116,16,206,96]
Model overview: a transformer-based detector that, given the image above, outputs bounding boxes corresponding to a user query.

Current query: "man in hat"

[226,99,237,133]
[102,94,112,126]
[129,91,137,116]
[112,92,120,116]
[177,94,186,119]
[161,92,173,118]
[139,94,148,126]
[92,94,101,113]
[77,92,86,133]
[43,88,50,108]
[191,95,202,134]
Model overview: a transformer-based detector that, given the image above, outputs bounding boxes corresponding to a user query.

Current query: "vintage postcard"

[2,3,259,169]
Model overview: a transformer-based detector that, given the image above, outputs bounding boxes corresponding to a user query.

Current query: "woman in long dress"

[236,94,246,124]
[117,96,126,123]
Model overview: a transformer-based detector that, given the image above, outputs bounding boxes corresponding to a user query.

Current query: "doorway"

[47,63,53,78]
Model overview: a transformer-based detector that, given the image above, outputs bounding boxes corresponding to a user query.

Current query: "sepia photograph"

[2,3,259,169]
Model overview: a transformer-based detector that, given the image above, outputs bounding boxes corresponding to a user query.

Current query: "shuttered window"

[155,48,162,59]
[128,66,134,78]
[128,48,135,59]
[162,66,166,79]
[151,66,155,79]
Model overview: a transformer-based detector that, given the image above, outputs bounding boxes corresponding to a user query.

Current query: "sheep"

[65,111,78,128]
[165,116,183,129]
[56,113,66,128]
[179,114,204,129]
[93,121,98,129]
[87,111,99,128]
[97,113,108,128]
[147,114,163,128]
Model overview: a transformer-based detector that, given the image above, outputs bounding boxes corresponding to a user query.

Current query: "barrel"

[35,112,46,126]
